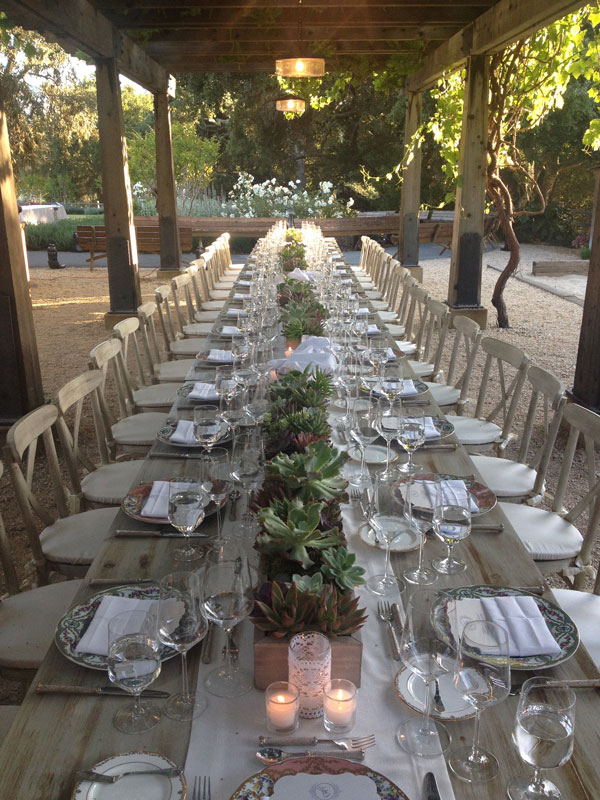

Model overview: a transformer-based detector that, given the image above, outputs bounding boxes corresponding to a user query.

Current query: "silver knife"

[77,768,181,783]
[423,772,441,800]
[36,684,170,698]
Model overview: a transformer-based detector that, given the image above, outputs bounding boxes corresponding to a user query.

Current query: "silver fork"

[377,601,402,661]
[259,734,375,750]
[193,776,211,800]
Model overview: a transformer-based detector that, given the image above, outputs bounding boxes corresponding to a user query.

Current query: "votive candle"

[323,679,357,733]
[265,681,300,733]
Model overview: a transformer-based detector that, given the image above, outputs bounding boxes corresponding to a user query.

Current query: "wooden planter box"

[253,627,363,690]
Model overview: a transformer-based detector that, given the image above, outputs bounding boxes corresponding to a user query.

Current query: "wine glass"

[231,430,264,536]
[157,572,208,721]
[507,678,576,800]
[397,414,426,474]
[449,620,511,782]
[374,396,401,479]
[401,473,439,586]
[215,365,237,409]
[366,472,410,596]
[201,447,233,541]
[366,337,391,381]
[201,546,254,697]
[397,587,455,756]
[107,609,162,734]
[432,502,471,574]
[349,401,378,489]
[193,406,230,452]
[168,481,209,561]
[231,333,249,365]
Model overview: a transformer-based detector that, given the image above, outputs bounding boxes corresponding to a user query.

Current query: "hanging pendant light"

[276,96,306,113]
[274,0,325,78]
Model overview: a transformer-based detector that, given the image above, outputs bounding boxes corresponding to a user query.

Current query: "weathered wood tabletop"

[0,250,598,800]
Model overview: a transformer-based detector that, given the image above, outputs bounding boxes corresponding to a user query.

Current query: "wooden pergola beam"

[2,0,174,96]
[141,25,457,43]
[407,0,587,90]
[97,0,494,8]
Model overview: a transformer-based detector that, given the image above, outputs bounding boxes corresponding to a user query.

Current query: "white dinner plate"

[347,445,398,465]
[394,665,475,721]
[71,752,185,799]
[358,521,420,553]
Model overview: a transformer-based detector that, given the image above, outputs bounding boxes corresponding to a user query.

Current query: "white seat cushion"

[201,300,225,310]
[213,280,235,289]
[170,338,207,356]
[388,323,406,336]
[370,301,389,310]
[377,311,398,321]
[111,412,167,446]
[499,502,583,561]
[0,579,82,669]
[365,291,383,299]
[182,322,213,337]
[133,383,178,409]
[209,290,230,300]
[0,706,19,746]
[551,589,600,669]
[471,454,537,498]
[194,310,220,322]
[445,414,502,445]
[395,340,416,355]
[156,359,196,383]
[40,506,119,565]
[81,460,143,504]
[424,382,461,407]
[408,360,434,378]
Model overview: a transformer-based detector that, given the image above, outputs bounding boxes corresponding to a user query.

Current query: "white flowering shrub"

[222,173,355,218]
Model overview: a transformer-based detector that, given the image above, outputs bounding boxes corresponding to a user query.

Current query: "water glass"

[432,503,471,574]
[397,414,426,474]
[168,482,209,561]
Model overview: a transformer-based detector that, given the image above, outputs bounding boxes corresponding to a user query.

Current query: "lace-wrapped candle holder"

[288,632,331,718]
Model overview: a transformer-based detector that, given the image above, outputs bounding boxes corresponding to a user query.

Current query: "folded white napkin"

[385,347,396,360]
[168,419,197,445]
[225,308,246,317]
[237,279,251,286]
[220,326,241,336]
[287,268,310,283]
[208,349,234,362]
[341,278,353,284]
[233,293,248,301]
[75,595,155,656]
[368,324,380,335]
[141,480,192,518]
[385,416,438,439]
[422,478,479,512]
[294,336,333,354]
[453,596,562,657]
[356,307,370,315]
[188,382,218,401]
[273,351,338,376]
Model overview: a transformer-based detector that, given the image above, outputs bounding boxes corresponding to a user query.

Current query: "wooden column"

[96,58,141,325]
[0,94,44,423]
[447,55,489,329]
[398,91,423,280]
[154,92,181,275]
[573,167,600,411]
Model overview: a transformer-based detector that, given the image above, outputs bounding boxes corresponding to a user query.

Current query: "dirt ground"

[0,250,597,705]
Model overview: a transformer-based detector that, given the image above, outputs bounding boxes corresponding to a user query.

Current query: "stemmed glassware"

[349,401,378,489]
[157,572,208,721]
[450,620,511,782]
[231,429,264,536]
[107,609,162,734]
[215,366,237,409]
[397,414,426,474]
[507,678,576,800]
[201,447,233,541]
[402,473,439,586]
[397,588,455,756]
[168,481,209,561]
[201,545,255,697]
[432,501,472,574]
[366,471,409,596]
[193,405,230,453]
[375,397,401,480]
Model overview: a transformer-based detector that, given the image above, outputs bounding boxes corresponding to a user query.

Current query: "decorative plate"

[358,521,420,553]
[176,383,219,401]
[372,380,429,399]
[71,752,185,799]
[228,757,409,800]
[394,665,475,721]
[121,481,220,525]
[156,424,231,449]
[379,415,454,441]
[434,585,580,671]
[392,473,497,517]
[55,586,177,671]
[347,445,398,465]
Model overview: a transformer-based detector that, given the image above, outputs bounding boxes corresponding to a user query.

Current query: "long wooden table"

[0,248,599,799]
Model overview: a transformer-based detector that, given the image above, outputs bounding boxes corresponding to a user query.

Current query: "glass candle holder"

[288,632,331,719]
[265,681,300,733]
[323,679,357,733]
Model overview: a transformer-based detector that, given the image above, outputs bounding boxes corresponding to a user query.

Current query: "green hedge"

[23,214,104,251]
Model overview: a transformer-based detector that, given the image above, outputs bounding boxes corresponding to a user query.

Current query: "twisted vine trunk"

[488,172,520,328]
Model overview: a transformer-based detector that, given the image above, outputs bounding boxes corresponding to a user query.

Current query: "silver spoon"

[256,747,365,764]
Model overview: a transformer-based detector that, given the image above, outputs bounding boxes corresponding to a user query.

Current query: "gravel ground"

[0,245,597,705]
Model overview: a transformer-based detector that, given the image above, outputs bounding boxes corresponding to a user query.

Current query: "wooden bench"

[76,224,195,271]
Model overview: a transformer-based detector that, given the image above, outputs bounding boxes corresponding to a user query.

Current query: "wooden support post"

[154,91,182,276]
[0,94,44,424]
[572,167,600,412]
[447,55,489,329]
[96,58,142,326]
[398,91,422,279]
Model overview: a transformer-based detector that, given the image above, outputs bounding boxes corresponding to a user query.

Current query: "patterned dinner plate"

[122,480,220,525]
[71,752,185,799]
[434,585,580,671]
[228,756,409,800]
[156,424,232,449]
[394,665,475,721]
[379,415,454,441]
[55,585,177,671]
[392,473,497,517]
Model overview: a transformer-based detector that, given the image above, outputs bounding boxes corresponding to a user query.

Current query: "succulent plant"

[270,367,333,412]
[292,572,325,594]
[268,440,348,502]
[277,278,315,307]
[266,407,330,441]
[313,585,368,637]
[256,499,341,569]
[320,547,366,591]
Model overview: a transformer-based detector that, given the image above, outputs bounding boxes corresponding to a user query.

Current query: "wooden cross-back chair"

[195,249,228,310]
[4,405,119,582]
[185,263,221,322]
[54,370,145,505]
[0,459,83,684]
[406,297,451,383]
[386,273,420,354]
[154,284,211,359]
[446,336,529,454]
[89,339,168,453]
[171,273,214,338]
[471,365,567,505]
[424,315,483,413]
[137,302,197,383]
